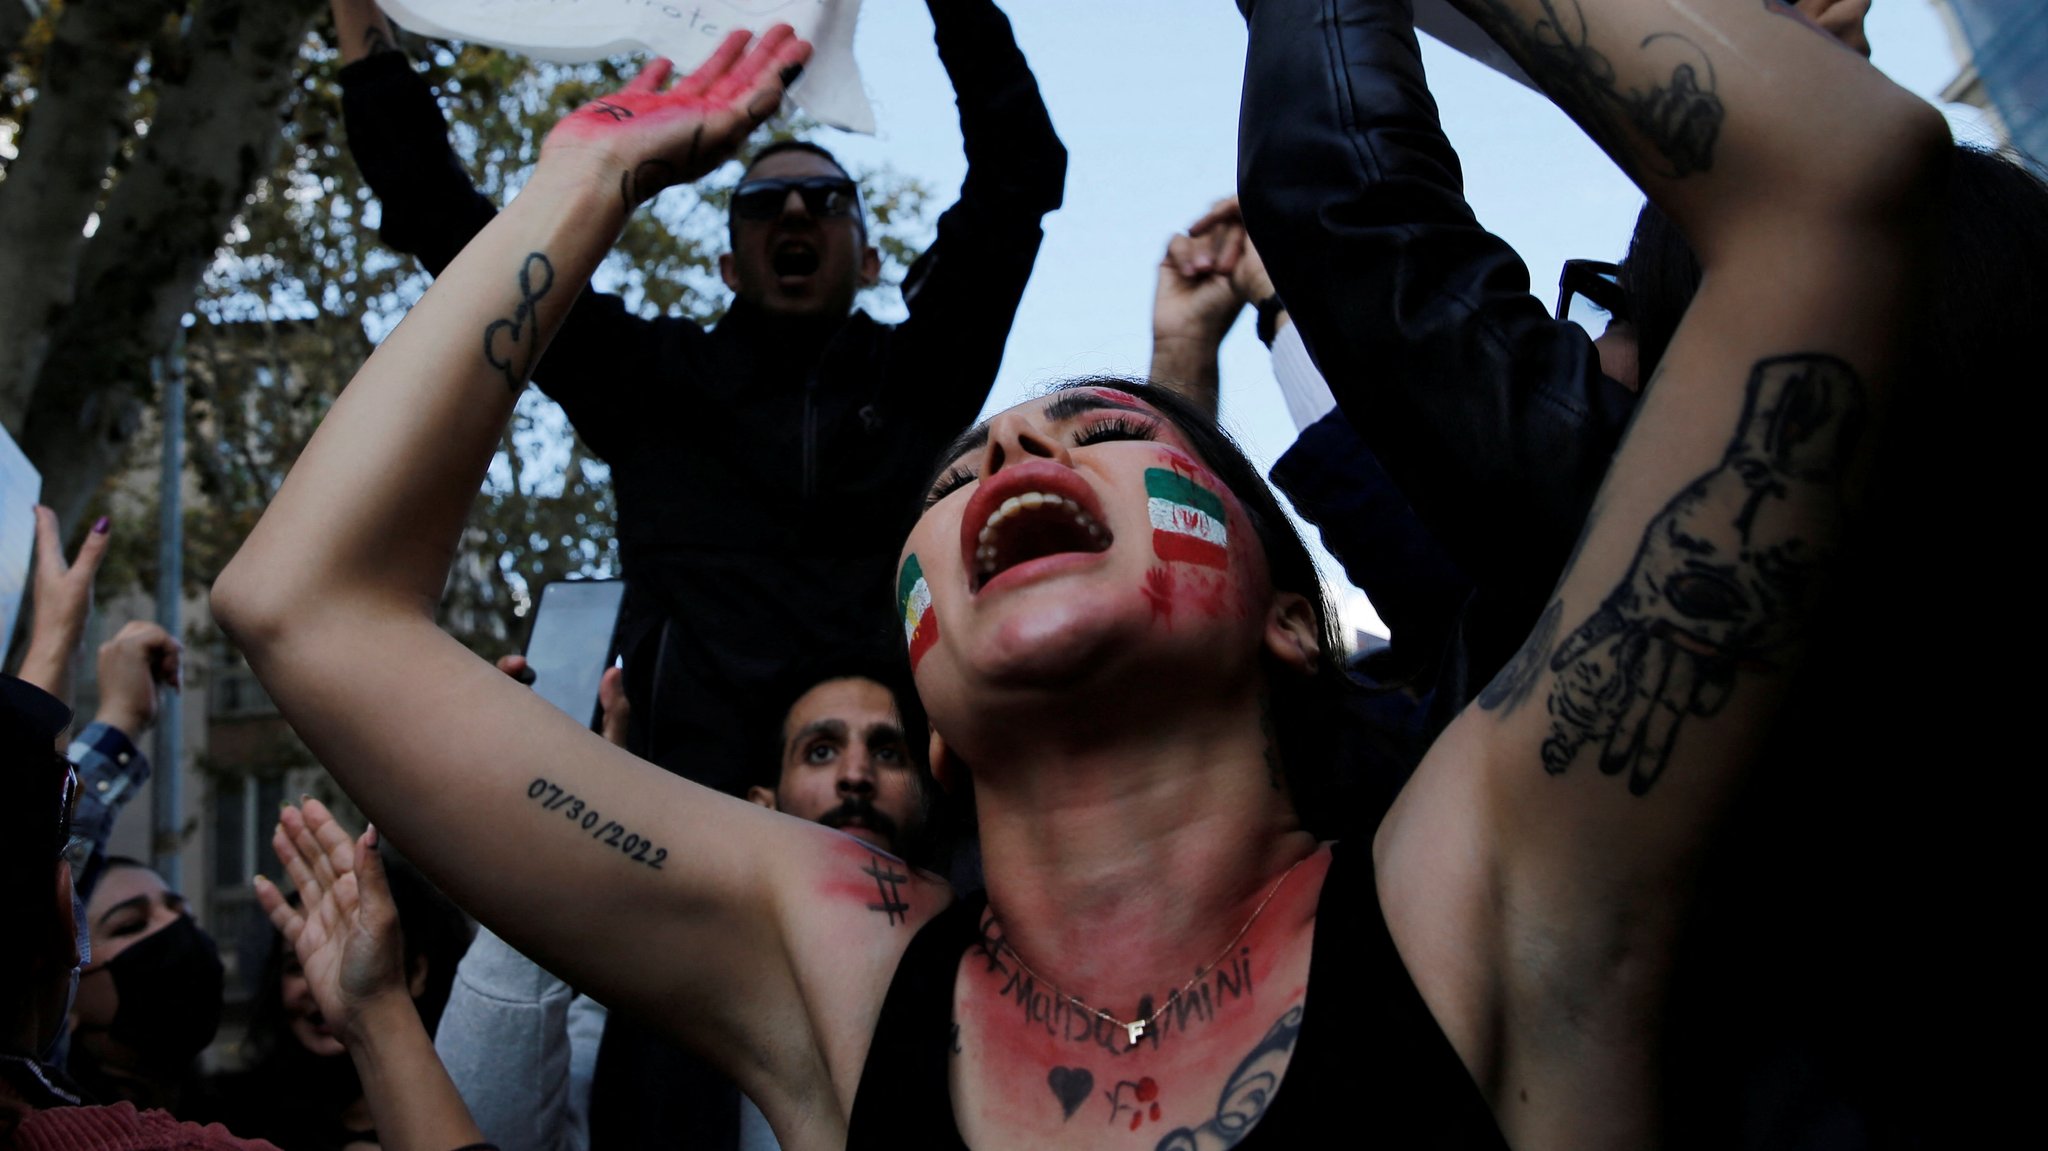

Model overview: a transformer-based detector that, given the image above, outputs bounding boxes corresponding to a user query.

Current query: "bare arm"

[213,32,941,1134]
[330,0,402,64]
[1370,0,1947,1143]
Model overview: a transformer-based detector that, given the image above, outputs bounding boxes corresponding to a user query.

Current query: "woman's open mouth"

[960,461,1114,593]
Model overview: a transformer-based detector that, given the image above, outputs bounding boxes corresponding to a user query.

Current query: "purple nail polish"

[92,516,110,534]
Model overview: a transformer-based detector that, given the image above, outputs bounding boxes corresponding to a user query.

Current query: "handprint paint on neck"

[1540,354,1865,795]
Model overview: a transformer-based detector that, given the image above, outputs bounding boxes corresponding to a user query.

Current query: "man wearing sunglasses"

[329,0,1064,801]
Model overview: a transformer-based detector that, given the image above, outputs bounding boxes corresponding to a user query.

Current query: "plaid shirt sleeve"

[63,721,152,903]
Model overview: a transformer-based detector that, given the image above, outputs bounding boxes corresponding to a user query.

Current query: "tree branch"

[20,0,323,528]
[0,0,164,428]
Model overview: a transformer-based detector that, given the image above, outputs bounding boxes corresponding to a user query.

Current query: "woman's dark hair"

[898,377,1355,839]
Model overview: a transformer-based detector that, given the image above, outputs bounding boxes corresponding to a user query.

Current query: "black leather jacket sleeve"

[888,0,1067,431]
[1237,0,1635,677]
[337,52,669,461]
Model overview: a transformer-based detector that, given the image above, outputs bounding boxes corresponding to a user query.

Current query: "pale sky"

[797,0,2000,643]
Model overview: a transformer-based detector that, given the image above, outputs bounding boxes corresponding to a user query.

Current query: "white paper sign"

[1416,0,1537,92]
[0,421,41,662]
[378,0,875,133]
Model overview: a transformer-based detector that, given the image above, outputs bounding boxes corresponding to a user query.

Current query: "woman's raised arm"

[212,30,933,1122]
[1369,0,1948,1142]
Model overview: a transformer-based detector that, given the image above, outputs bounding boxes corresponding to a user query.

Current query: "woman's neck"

[968,699,1318,1010]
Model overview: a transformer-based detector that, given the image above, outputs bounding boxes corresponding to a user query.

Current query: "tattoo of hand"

[481,253,556,392]
[1541,354,1866,794]
[1465,0,1723,177]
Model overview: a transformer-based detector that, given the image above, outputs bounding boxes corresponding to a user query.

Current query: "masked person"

[0,675,278,1148]
[64,860,226,1115]
[215,15,1946,1149]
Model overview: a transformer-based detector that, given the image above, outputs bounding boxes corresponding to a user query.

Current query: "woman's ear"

[408,954,429,1000]
[1262,591,1322,675]
[928,726,962,794]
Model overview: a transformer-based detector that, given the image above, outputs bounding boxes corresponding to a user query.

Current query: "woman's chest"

[946,933,1316,1151]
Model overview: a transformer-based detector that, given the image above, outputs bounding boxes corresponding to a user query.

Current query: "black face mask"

[104,915,224,1060]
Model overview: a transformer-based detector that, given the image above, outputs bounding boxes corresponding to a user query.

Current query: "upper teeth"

[975,492,1106,576]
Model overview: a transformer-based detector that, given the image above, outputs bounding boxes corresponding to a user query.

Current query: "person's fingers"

[1165,233,1202,279]
[708,24,807,109]
[32,506,61,580]
[254,875,305,943]
[275,820,323,906]
[303,798,358,885]
[623,57,672,94]
[68,515,113,582]
[285,804,341,895]
[1196,225,1245,276]
[1187,196,1243,238]
[155,639,183,692]
[496,654,537,685]
[674,30,753,98]
[598,667,631,748]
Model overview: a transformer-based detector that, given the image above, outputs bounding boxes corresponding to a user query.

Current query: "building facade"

[1933,0,2047,163]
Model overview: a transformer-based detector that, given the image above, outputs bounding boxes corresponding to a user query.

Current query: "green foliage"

[147,18,936,653]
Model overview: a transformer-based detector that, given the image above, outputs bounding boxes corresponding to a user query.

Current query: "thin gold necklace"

[993,852,1314,1049]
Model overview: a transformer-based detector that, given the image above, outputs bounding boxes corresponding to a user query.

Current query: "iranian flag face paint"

[898,555,939,671]
[1145,468,1229,570]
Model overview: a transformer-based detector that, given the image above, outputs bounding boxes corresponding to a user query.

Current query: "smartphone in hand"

[523,578,626,731]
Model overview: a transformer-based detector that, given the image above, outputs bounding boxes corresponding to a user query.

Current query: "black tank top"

[846,839,1511,1148]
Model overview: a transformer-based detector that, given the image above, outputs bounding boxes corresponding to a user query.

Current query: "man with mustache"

[745,672,926,863]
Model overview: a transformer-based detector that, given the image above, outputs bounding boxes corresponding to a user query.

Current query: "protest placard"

[0,422,41,660]
[378,0,876,132]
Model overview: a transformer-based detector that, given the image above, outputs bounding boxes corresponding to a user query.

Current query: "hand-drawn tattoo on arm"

[523,777,670,869]
[481,253,556,392]
[1463,0,1724,178]
[1540,354,1866,794]
[1152,1006,1303,1150]
[861,851,911,925]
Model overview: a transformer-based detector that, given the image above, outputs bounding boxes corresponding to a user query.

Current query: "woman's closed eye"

[1072,415,1159,447]
[925,464,978,507]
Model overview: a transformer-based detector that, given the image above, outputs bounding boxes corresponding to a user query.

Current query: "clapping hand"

[543,26,814,207]
[255,800,410,1046]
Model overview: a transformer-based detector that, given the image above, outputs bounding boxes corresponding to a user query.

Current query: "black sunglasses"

[732,176,862,223]
[1555,259,1634,326]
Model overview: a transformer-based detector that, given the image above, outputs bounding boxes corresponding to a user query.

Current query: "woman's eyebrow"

[96,894,149,928]
[1040,392,1148,425]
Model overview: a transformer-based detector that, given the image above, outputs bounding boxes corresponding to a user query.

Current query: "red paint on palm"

[545,26,812,191]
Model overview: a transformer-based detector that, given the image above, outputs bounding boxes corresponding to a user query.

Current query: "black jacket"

[340,0,1066,793]
[1239,0,1632,694]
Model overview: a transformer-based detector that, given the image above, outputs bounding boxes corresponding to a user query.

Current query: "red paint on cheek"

[1142,566,1176,627]
[1135,1077,1159,1103]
